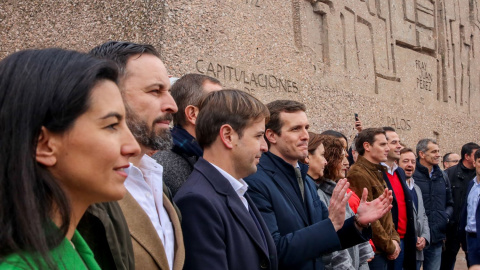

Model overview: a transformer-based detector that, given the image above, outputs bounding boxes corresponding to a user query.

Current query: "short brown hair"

[196,89,269,148]
[400,147,415,156]
[266,100,306,135]
[321,136,345,180]
[171,73,221,127]
[355,128,386,156]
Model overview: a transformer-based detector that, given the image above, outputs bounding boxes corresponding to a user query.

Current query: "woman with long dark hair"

[0,48,140,269]
[303,132,374,270]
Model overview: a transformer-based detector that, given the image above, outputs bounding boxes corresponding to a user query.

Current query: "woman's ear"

[35,127,58,167]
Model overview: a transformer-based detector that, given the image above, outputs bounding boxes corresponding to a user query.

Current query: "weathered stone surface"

[1,0,479,153]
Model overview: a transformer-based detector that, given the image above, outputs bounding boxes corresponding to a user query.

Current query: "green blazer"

[0,230,100,270]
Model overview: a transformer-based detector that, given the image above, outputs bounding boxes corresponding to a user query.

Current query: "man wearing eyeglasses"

[443,153,461,170]
[441,143,480,270]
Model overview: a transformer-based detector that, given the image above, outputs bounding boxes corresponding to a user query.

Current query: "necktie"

[294,167,305,201]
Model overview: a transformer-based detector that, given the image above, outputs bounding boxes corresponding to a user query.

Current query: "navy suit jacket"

[174,158,278,270]
[459,179,480,258]
[245,152,371,270]
[382,167,416,270]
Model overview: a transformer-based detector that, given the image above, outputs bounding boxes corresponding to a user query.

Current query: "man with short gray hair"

[413,139,453,270]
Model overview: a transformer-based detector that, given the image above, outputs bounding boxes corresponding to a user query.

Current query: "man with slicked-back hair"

[78,41,184,270]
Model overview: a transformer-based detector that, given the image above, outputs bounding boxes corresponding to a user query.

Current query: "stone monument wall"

[1,0,479,153]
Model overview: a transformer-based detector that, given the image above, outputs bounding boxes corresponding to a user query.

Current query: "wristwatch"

[354,213,371,228]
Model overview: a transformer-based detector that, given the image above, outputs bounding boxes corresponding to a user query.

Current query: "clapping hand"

[328,178,352,231]
[356,188,393,226]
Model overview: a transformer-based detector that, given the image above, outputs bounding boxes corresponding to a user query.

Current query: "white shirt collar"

[124,154,175,270]
[381,162,398,175]
[209,162,249,209]
[406,177,415,190]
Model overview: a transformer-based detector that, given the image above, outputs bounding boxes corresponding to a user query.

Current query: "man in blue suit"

[245,100,394,270]
[174,89,278,270]
[460,149,480,267]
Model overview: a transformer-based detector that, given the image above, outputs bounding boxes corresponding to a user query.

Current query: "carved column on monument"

[299,0,400,94]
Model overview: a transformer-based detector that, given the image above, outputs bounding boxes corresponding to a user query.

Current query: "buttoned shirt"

[406,177,415,190]
[210,162,249,210]
[124,154,175,270]
[466,176,480,233]
[381,162,398,176]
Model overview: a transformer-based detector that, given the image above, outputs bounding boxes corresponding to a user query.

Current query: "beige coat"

[118,191,185,270]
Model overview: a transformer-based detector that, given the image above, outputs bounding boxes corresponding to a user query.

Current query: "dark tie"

[294,167,305,201]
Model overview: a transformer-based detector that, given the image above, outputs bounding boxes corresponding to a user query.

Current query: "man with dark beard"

[77,41,184,270]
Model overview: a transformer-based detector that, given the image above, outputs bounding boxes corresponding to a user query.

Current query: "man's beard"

[125,104,173,151]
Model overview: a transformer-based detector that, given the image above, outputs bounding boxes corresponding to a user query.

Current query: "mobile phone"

[354,113,359,121]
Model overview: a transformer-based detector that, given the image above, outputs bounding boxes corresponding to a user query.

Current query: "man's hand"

[356,188,393,226]
[416,237,426,251]
[328,178,352,231]
[355,118,363,133]
[387,240,400,260]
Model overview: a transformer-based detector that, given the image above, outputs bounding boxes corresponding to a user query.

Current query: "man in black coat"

[441,142,480,270]
[413,139,454,270]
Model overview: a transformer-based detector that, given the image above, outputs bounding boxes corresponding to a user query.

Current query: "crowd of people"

[0,41,479,270]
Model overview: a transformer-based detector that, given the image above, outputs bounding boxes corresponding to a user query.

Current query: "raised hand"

[356,188,393,226]
[354,118,363,133]
[328,178,352,231]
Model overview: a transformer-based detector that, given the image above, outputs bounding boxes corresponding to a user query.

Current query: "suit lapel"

[303,182,317,224]
[162,193,185,270]
[226,193,269,255]
[260,153,309,225]
[269,169,309,225]
[195,159,270,256]
[118,191,169,269]
[247,194,277,268]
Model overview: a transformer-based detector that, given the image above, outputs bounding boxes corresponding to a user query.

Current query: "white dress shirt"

[210,162,249,210]
[406,177,415,190]
[124,154,175,270]
[381,162,398,176]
